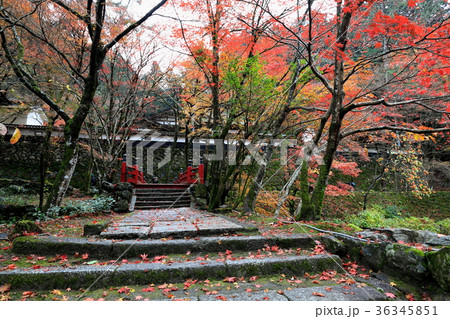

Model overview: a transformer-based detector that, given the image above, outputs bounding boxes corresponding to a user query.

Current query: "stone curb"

[12,234,316,258]
[198,285,387,301]
[0,254,340,290]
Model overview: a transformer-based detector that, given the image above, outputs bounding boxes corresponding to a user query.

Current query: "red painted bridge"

[119,161,205,209]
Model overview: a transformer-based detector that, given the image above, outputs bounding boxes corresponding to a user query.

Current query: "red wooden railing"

[120,160,205,185]
[175,164,205,184]
[120,162,146,185]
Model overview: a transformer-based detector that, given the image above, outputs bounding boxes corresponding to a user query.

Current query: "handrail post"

[198,164,205,184]
[120,161,127,183]
[187,166,193,184]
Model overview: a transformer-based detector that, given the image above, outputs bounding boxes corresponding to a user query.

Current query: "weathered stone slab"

[111,238,198,258]
[196,236,276,252]
[284,286,386,301]
[113,260,227,285]
[100,225,150,239]
[0,264,119,290]
[199,290,288,301]
[150,221,198,238]
[224,254,342,277]
[12,236,113,257]
[194,217,243,229]
[276,233,316,249]
[110,222,150,227]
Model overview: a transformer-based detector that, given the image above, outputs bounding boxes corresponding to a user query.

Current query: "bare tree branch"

[341,125,450,139]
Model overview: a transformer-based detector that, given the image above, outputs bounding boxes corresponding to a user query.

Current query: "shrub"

[46,196,115,219]
[7,185,29,194]
[352,206,386,228]
[384,205,402,219]
[437,219,450,235]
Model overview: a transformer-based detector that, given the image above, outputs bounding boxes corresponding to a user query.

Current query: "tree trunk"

[39,115,58,211]
[243,60,305,213]
[44,140,79,210]
[243,137,275,213]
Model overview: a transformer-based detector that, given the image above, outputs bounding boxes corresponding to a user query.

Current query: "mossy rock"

[346,223,363,232]
[83,221,110,236]
[319,235,346,255]
[384,244,428,279]
[113,199,130,213]
[426,247,450,291]
[9,220,43,240]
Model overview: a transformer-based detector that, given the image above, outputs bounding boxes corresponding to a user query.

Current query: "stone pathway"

[100,207,254,239]
[2,207,415,301]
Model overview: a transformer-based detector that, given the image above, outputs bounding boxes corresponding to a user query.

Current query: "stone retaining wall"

[320,235,450,292]
[0,135,93,186]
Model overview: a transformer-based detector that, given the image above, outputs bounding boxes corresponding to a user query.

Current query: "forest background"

[0,0,449,224]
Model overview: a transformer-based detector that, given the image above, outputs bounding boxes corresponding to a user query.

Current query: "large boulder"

[426,247,450,291]
[384,244,428,279]
[356,230,389,242]
[370,228,444,245]
[320,235,346,255]
[361,242,390,271]
[425,236,450,247]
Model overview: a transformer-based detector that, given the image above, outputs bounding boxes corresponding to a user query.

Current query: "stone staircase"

[131,185,192,210]
[2,208,393,300]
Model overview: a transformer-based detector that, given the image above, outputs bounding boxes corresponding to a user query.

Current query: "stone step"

[0,254,342,290]
[134,201,191,208]
[133,204,192,210]
[136,196,191,202]
[198,285,387,301]
[12,234,316,259]
[136,194,191,201]
[134,189,190,194]
[135,193,190,199]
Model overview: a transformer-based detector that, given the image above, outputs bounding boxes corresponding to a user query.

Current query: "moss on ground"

[323,191,450,220]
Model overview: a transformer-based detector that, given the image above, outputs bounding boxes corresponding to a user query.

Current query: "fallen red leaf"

[312,292,325,297]
[117,287,132,294]
[22,291,35,297]
[385,292,396,299]
[0,284,11,293]
[216,295,227,301]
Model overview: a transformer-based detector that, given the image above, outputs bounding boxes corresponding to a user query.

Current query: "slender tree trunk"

[39,115,58,211]
[301,118,342,220]
[243,60,305,213]
[45,140,79,209]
